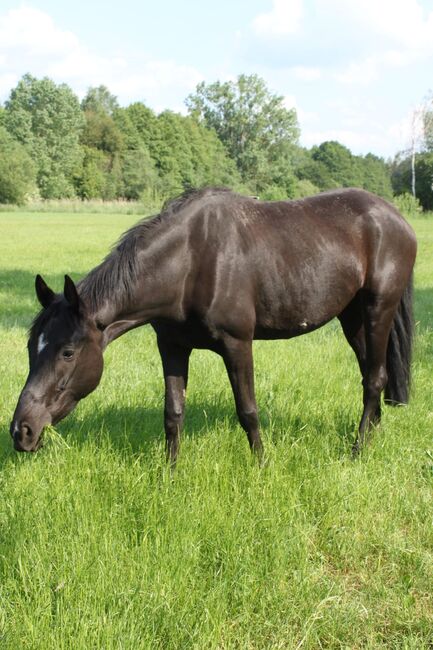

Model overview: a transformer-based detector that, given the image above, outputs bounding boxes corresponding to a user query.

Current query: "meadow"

[0,208,432,649]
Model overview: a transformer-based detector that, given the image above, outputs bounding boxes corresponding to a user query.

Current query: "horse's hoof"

[351,442,361,459]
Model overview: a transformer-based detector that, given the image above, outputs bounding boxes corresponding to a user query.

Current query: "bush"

[294,179,320,198]
[393,193,422,218]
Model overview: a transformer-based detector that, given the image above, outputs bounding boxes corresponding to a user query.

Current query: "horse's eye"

[62,349,74,360]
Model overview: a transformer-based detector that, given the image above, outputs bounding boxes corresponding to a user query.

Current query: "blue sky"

[1,0,433,158]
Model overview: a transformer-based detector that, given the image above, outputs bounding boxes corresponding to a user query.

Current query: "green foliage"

[0,74,403,206]
[122,147,159,200]
[312,141,362,187]
[5,74,84,199]
[296,142,392,199]
[81,85,119,116]
[393,192,423,218]
[390,153,411,197]
[115,102,159,152]
[0,212,432,647]
[294,178,320,198]
[153,111,239,195]
[0,127,37,204]
[359,152,393,199]
[391,152,433,211]
[81,110,124,154]
[412,153,433,210]
[75,146,109,199]
[187,74,299,194]
[296,156,340,191]
[180,116,241,189]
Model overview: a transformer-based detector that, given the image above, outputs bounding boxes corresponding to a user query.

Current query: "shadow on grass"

[58,398,239,455]
[1,388,404,472]
[1,397,362,468]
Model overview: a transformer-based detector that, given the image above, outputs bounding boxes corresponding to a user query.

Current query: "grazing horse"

[10,187,416,460]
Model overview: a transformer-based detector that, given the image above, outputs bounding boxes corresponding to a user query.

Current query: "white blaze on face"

[37,333,48,355]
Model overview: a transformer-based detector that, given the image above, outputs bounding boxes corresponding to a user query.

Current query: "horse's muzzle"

[10,421,43,452]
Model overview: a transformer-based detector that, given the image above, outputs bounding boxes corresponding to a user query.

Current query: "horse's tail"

[384,272,414,405]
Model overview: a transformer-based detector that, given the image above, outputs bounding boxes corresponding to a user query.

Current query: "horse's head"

[10,275,104,452]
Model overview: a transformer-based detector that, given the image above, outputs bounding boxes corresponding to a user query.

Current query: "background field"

[0,210,432,649]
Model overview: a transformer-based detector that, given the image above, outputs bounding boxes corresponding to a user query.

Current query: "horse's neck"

[82,225,188,328]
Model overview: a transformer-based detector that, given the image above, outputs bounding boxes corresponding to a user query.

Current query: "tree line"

[1,72,429,210]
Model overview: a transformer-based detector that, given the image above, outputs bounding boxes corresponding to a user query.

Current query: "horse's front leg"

[157,337,191,465]
[221,336,264,462]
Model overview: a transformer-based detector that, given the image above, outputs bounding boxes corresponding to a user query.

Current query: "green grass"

[0,211,432,649]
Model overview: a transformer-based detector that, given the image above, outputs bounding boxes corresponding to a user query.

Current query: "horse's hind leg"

[353,294,398,455]
[338,293,367,378]
[221,336,264,461]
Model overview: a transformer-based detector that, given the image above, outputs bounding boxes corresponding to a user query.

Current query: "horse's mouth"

[32,436,44,452]
[14,439,43,453]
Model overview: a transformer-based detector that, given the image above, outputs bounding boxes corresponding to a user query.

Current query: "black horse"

[11,187,417,460]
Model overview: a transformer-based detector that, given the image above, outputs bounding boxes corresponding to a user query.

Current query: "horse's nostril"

[21,424,33,439]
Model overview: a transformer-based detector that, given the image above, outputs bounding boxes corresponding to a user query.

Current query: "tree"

[0,126,36,204]
[186,74,299,194]
[391,151,433,210]
[81,110,124,154]
[75,146,108,199]
[115,102,159,152]
[114,104,241,198]
[81,86,119,116]
[122,147,159,200]
[5,74,84,198]
[296,155,339,191]
[311,141,362,188]
[359,153,392,198]
[181,117,241,189]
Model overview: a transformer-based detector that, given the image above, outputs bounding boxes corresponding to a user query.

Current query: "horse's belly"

[253,316,334,340]
[254,274,361,336]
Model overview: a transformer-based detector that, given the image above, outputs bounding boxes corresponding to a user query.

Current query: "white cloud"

[301,128,384,153]
[0,5,203,109]
[0,73,18,97]
[252,0,304,37]
[283,94,318,125]
[247,0,433,81]
[327,0,433,50]
[300,108,425,158]
[335,56,380,85]
[324,0,433,84]
[0,6,79,55]
[108,61,203,108]
[292,66,321,81]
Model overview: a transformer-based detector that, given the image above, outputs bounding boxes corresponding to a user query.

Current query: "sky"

[1,0,433,158]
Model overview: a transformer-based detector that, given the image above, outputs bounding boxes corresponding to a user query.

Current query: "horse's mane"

[78,187,233,313]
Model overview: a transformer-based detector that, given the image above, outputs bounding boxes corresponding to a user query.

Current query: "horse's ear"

[63,275,80,311]
[35,274,55,309]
